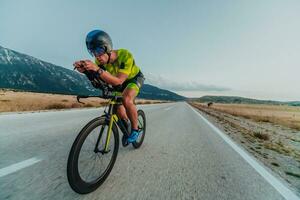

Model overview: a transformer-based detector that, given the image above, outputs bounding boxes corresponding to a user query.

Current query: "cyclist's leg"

[122,72,145,131]
[116,104,129,121]
[122,86,138,130]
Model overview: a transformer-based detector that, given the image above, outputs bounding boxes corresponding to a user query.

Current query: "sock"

[132,128,138,132]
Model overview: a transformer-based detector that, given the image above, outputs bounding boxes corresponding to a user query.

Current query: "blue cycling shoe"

[127,129,140,143]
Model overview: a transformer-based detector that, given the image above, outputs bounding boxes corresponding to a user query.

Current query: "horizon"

[1,1,299,101]
[1,44,299,102]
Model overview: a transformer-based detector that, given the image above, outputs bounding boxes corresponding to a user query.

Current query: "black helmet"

[86,30,113,56]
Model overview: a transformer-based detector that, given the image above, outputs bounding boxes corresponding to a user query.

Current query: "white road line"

[187,103,300,200]
[165,107,173,111]
[0,157,42,178]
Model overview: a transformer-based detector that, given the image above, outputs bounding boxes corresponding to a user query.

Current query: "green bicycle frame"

[103,97,121,152]
[104,114,118,151]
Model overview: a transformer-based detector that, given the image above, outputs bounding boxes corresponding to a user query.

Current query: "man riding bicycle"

[73,29,145,143]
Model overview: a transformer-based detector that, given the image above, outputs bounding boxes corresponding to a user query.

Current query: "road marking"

[165,107,173,111]
[0,157,42,178]
[187,103,300,200]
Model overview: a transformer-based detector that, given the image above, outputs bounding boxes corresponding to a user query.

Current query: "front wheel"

[132,110,146,149]
[67,117,119,194]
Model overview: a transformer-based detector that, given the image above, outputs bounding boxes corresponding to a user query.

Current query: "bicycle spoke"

[138,118,142,124]
[86,162,95,181]
[87,135,95,146]
[78,131,115,183]
[96,153,104,173]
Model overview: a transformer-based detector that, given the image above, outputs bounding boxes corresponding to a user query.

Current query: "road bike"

[67,71,146,194]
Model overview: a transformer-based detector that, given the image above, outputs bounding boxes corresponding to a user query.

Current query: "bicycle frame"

[98,96,125,152]
[104,113,118,152]
[78,94,132,153]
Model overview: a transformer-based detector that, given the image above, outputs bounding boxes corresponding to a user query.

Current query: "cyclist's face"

[95,53,109,65]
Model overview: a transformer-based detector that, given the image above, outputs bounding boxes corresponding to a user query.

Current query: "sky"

[0,0,299,101]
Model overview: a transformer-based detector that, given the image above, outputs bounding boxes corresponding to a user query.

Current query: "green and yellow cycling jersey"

[95,49,140,80]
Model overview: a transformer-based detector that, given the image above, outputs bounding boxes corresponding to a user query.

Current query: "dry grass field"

[190,102,300,190]
[199,103,300,130]
[0,89,167,112]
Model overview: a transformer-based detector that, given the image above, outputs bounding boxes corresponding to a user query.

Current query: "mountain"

[0,46,96,95]
[189,96,300,106]
[0,45,185,101]
[138,84,185,101]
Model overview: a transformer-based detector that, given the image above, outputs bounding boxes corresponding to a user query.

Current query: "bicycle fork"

[94,114,118,154]
[104,114,118,152]
[94,112,136,153]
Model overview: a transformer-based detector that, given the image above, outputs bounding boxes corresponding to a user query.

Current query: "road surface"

[0,102,299,200]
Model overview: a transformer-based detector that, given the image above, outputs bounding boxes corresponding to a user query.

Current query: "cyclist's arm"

[79,60,128,86]
[98,71,128,86]
[99,51,134,86]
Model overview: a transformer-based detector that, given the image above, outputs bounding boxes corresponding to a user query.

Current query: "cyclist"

[73,30,145,143]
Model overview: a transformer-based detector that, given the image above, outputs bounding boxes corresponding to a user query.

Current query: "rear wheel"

[67,117,119,194]
[132,110,146,149]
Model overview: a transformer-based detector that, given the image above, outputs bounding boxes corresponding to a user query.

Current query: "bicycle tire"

[67,117,119,194]
[132,110,146,149]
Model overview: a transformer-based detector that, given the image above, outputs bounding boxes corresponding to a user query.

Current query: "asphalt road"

[0,102,299,200]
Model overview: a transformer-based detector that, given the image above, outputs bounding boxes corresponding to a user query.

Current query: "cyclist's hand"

[82,60,99,72]
[73,61,86,73]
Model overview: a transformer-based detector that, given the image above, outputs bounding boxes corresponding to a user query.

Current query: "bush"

[83,103,95,108]
[71,103,82,108]
[253,132,270,140]
[45,103,67,110]
[0,99,11,102]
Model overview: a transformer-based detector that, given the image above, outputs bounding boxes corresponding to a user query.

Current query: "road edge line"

[187,103,300,200]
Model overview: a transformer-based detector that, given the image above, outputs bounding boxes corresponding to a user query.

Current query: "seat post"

[107,103,114,115]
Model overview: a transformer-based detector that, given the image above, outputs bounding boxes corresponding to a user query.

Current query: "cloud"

[144,72,231,92]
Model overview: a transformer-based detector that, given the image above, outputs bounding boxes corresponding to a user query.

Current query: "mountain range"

[2,45,298,106]
[190,96,300,106]
[0,45,186,101]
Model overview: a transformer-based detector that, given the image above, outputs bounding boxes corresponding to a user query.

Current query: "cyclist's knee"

[122,89,136,106]
[123,95,134,107]
[117,105,127,119]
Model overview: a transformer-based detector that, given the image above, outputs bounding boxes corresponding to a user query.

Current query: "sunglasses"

[91,47,106,57]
